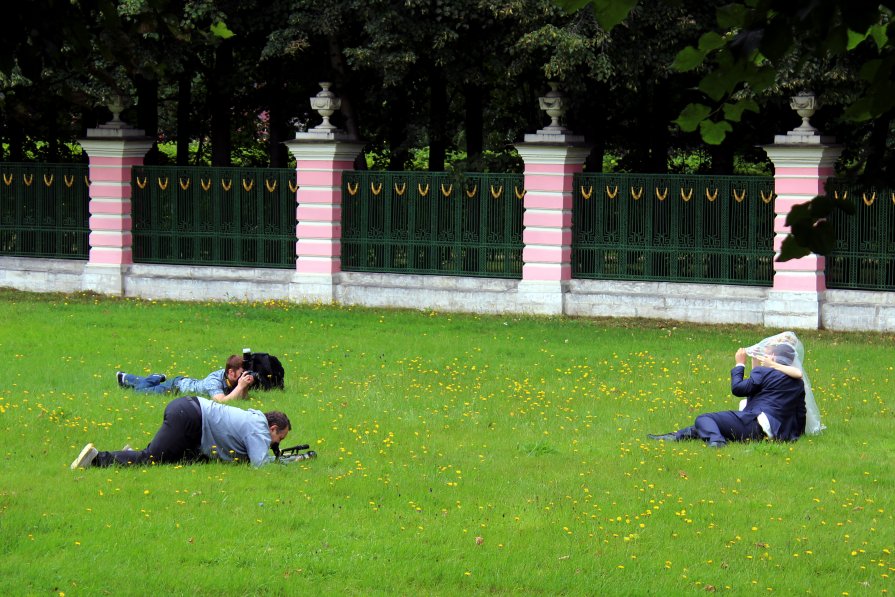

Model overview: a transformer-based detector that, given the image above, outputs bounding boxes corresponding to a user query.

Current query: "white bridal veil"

[745,331,824,435]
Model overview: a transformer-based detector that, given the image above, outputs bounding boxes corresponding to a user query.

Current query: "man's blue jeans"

[122,373,183,394]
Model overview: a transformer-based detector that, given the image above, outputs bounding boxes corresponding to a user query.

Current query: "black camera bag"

[246,353,285,390]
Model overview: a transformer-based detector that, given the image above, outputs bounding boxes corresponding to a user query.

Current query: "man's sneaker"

[71,443,98,469]
[116,372,127,387]
[121,444,133,452]
[154,374,166,382]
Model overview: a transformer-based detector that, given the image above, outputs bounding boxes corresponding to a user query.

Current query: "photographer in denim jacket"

[116,355,254,403]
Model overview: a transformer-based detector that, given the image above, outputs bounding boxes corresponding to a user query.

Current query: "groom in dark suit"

[648,344,807,447]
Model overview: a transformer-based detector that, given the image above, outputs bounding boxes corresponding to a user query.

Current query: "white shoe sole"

[71,443,98,469]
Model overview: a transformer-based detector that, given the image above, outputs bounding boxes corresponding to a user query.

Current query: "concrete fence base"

[0,257,891,331]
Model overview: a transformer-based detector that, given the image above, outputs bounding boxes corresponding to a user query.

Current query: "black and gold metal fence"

[0,163,89,259]
[131,166,297,268]
[572,173,776,285]
[341,172,524,278]
[825,181,895,291]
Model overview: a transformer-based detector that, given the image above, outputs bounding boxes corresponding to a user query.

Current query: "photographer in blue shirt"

[71,397,290,469]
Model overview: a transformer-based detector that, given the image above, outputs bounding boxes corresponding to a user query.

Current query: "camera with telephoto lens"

[275,443,317,464]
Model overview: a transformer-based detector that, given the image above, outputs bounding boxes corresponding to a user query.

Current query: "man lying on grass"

[71,396,291,469]
[116,354,255,403]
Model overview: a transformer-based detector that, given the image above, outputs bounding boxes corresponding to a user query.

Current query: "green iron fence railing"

[824,181,895,291]
[131,166,297,268]
[341,171,525,278]
[0,162,89,259]
[572,173,776,285]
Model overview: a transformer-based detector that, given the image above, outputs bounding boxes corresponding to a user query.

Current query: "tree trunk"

[387,88,410,171]
[862,109,893,183]
[135,74,160,165]
[328,37,361,140]
[464,83,483,164]
[210,42,233,167]
[709,143,735,174]
[7,123,23,162]
[267,102,289,168]
[428,66,447,172]
[176,72,192,166]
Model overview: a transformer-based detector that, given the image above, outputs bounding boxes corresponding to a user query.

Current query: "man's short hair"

[225,354,243,372]
[265,411,291,431]
[771,344,796,366]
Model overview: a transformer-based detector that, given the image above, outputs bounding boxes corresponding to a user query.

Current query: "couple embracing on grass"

[648,331,823,447]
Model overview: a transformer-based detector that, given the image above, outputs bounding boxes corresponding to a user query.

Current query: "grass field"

[0,288,892,596]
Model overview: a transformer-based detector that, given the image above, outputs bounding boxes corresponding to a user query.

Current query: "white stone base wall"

[822,289,895,331]
[1,257,892,332]
[0,257,86,294]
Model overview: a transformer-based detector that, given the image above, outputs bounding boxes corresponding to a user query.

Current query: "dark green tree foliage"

[562,0,895,259]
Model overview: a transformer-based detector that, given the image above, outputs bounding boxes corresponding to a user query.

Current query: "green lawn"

[0,288,892,595]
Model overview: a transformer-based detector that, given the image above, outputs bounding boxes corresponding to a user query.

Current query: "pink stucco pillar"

[762,109,843,329]
[284,135,364,303]
[78,119,153,295]
[514,137,591,315]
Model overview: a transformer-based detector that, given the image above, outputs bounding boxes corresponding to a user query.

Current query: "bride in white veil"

[745,331,824,435]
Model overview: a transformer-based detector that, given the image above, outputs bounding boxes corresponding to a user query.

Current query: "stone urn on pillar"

[285,81,365,304]
[538,82,569,134]
[297,82,353,141]
[775,90,833,144]
[309,82,341,131]
[789,91,818,134]
[525,82,585,144]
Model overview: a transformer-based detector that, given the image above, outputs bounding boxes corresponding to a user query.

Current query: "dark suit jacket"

[730,365,807,441]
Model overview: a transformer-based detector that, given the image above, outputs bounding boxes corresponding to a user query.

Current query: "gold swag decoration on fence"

[706,188,719,202]
[136,177,147,189]
[418,183,430,197]
[834,191,847,200]
[179,178,190,190]
[580,185,594,200]
[64,174,75,188]
[201,178,212,191]
[265,179,277,192]
[514,186,526,199]
[680,188,693,202]
[242,179,254,192]
[23,174,33,186]
[2,173,12,186]
[606,185,618,199]
[490,185,502,199]
[760,190,774,204]
[395,182,406,196]
[43,174,54,187]
[346,181,359,196]
[863,192,876,206]
[221,179,232,191]
[465,185,477,198]
[631,186,643,200]
[655,187,668,201]
[288,181,299,193]
[440,183,453,197]
[733,189,745,202]
[371,182,382,196]
[157,177,169,191]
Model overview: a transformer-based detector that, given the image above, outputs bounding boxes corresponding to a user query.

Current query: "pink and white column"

[514,83,591,314]
[284,83,364,303]
[762,92,843,329]
[78,107,153,295]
